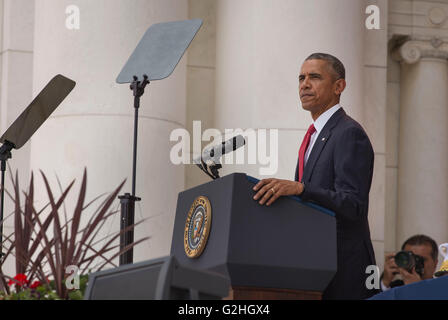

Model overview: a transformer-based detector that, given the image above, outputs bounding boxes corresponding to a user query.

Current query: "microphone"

[198,135,246,164]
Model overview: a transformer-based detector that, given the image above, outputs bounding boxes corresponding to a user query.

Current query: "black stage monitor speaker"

[84,255,230,300]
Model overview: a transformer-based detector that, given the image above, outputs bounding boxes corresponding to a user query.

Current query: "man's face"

[403,244,438,280]
[298,59,345,119]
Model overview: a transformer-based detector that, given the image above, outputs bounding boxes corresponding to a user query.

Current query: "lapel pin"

[322,137,326,142]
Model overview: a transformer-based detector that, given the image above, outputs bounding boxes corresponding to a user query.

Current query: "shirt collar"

[313,104,341,134]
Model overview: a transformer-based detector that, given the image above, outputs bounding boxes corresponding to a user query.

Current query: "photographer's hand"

[383,253,399,288]
[399,267,421,285]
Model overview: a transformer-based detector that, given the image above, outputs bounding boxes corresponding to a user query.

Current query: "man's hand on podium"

[252,179,304,206]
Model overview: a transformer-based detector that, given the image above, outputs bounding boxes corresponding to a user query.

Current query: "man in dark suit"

[253,53,377,299]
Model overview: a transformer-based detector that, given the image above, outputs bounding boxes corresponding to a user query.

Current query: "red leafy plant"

[0,169,148,299]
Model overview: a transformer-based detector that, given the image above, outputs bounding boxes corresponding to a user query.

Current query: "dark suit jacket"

[295,108,377,300]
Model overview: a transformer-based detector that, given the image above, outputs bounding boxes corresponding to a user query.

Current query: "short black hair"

[305,52,346,80]
[402,234,438,262]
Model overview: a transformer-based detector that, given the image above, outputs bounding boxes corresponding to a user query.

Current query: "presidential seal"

[184,196,212,259]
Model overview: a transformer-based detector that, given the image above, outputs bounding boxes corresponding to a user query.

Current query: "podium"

[170,173,337,300]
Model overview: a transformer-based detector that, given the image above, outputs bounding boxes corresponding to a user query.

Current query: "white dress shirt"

[304,104,342,165]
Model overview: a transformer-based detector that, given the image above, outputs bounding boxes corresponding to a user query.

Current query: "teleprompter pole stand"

[119,75,149,266]
[116,19,203,266]
[0,141,13,259]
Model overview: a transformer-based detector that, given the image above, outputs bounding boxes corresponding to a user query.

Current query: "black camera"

[394,251,424,277]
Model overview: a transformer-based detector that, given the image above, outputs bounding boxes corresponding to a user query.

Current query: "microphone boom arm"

[195,159,221,180]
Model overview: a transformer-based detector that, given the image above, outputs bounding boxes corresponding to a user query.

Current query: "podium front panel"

[171,173,336,292]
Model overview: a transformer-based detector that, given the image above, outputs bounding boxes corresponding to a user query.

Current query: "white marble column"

[363,0,388,271]
[0,0,34,276]
[31,0,188,262]
[186,0,217,189]
[385,53,401,253]
[215,0,366,179]
[396,39,448,246]
[0,0,34,218]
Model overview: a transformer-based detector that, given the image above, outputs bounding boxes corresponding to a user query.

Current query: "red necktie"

[298,124,316,182]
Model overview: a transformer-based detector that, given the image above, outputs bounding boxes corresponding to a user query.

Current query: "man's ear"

[334,79,346,95]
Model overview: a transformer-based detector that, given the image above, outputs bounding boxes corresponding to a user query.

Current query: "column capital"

[392,38,448,64]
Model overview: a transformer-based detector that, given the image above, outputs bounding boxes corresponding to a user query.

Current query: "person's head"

[299,53,346,120]
[401,234,438,280]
